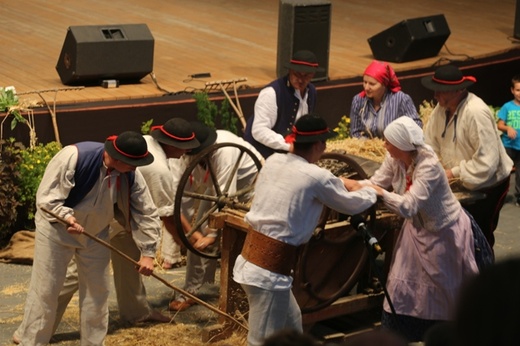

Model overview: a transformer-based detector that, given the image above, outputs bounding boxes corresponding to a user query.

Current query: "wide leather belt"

[241,229,298,276]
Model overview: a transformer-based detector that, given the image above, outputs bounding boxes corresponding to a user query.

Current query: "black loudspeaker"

[56,24,154,85]
[367,14,450,63]
[515,0,520,39]
[277,0,331,82]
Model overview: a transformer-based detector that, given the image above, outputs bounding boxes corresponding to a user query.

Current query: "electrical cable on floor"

[430,44,475,67]
[443,44,474,60]
[149,71,173,94]
[506,36,520,44]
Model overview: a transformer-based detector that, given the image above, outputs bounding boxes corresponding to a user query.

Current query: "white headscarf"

[383,116,424,151]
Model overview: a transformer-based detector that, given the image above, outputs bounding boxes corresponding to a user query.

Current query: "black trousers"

[463,175,511,248]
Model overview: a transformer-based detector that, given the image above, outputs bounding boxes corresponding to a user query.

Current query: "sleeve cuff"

[451,166,460,178]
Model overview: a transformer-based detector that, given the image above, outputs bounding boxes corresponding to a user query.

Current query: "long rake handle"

[39,207,248,332]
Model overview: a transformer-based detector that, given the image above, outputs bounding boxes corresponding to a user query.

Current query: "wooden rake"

[40,206,248,332]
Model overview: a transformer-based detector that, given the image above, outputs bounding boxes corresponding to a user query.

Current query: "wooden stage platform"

[2,0,520,145]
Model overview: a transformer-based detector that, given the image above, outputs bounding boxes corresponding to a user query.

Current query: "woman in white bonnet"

[358,116,482,342]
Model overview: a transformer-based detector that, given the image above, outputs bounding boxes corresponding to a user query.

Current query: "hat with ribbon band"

[105,131,154,166]
[285,114,337,144]
[150,118,200,149]
[284,50,325,73]
[421,65,476,92]
[186,121,218,155]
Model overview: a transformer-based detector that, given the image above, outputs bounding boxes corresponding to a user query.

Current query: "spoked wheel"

[174,142,263,259]
[293,152,378,313]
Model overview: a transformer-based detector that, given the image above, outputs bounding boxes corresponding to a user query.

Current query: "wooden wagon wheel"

[173,142,263,259]
[293,152,378,313]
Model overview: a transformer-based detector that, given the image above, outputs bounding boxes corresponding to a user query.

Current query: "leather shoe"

[162,260,183,269]
[12,332,21,344]
[136,310,172,323]
[169,298,196,311]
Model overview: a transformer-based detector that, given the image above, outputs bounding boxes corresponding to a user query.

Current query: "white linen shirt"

[35,145,160,257]
[252,86,309,152]
[207,130,263,193]
[171,130,263,220]
[138,135,181,218]
[424,92,513,190]
[233,152,377,290]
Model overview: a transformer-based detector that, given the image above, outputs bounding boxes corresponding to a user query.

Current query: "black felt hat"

[421,65,476,92]
[187,121,218,155]
[284,50,325,73]
[285,113,337,144]
[104,131,154,166]
[150,118,200,149]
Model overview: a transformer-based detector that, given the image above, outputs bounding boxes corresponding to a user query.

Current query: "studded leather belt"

[241,229,298,276]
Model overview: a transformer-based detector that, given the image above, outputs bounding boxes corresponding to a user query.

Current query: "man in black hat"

[234,114,378,346]
[140,117,204,248]
[244,50,323,158]
[46,118,202,337]
[421,64,513,248]
[14,131,161,345]
[166,121,263,311]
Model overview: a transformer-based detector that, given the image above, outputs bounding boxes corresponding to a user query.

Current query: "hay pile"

[105,323,247,346]
[418,100,435,127]
[0,273,246,346]
[326,137,387,163]
[326,99,436,164]
[326,100,436,164]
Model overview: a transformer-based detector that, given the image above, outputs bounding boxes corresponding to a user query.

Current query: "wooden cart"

[174,146,484,342]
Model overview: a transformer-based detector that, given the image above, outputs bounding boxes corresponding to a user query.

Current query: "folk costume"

[169,124,263,311]
[363,117,480,341]
[422,65,513,247]
[234,114,378,346]
[16,132,159,346]
[51,129,190,332]
[244,50,322,158]
[350,60,422,139]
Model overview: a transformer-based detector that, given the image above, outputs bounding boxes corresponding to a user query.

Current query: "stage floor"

[2,0,519,107]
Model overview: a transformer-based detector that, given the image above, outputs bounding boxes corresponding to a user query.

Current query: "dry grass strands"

[0,283,27,296]
[326,137,387,163]
[419,100,435,127]
[40,207,248,332]
[105,323,247,346]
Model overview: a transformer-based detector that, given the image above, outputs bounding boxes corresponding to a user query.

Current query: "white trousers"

[17,230,110,346]
[176,171,257,299]
[181,251,217,297]
[160,223,182,264]
[177,197,217,299]
[241,284,302,346]
[51,224,153,331]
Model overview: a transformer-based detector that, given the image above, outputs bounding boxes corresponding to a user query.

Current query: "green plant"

[141,118,154,135]
[194,92,218,128]
[219,98,238,135]
[17,141,62,222]
[0,138,23,246]
[1,86,39,148]
[0,86,26,130]
[333,115,351,140]
[193,91,237,134]
[489,105,500,122]
[0,86,60,237]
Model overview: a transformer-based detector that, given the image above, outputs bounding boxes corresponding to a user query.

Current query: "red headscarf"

[359,60,401,97]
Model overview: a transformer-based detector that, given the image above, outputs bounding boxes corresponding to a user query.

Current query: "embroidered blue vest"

[64,142,134,208]
[244,76,317,158]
